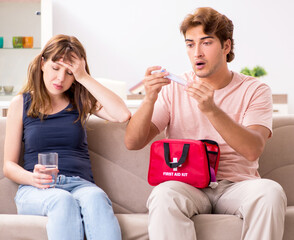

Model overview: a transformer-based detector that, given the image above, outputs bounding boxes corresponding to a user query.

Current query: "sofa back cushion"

[0,118,18,214]
[86,117,163,214]
[259,115,294,206]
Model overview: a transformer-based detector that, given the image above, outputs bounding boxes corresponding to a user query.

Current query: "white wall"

[50,0,294,112]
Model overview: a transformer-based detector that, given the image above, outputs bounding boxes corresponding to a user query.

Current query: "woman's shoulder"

[10,94,23,107]
[10,92,31,108]
[7,94,23,118]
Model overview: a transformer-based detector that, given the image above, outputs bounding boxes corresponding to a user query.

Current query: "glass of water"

[38,152,58,188]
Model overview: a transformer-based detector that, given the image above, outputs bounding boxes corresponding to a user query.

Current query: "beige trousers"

[147,179,287,240]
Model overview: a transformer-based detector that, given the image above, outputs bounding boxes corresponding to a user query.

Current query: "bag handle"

[164,143,190,168]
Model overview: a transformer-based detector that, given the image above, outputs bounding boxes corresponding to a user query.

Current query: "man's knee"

[249,179,287,210]
[147,181,211,214]
[260,179,287,209]
[147,181,176,208]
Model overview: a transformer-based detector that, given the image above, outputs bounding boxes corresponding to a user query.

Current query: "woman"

[3,34,131,240]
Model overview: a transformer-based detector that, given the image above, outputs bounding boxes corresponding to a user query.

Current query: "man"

[125,7,286,240]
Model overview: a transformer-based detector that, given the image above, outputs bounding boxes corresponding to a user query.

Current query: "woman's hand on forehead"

[57,54,87,81]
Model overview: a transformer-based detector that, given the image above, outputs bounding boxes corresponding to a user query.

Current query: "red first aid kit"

[148,139,220,188]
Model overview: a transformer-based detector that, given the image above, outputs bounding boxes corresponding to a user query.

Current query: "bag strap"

[164,143,190,168]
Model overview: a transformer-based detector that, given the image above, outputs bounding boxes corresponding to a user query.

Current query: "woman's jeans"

[15,175,122,240]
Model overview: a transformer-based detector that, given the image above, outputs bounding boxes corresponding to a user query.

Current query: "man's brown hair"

[180,7,235,62]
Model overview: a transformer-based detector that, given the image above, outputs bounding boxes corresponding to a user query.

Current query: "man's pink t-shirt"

[151,71,273,182]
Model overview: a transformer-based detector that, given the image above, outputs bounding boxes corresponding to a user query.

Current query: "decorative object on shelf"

[0,37,3,48]
[240,65,267,78]
[129,81,145,95]
[23,36,33,48]
[12,36,23,48]
[3,85,14,94]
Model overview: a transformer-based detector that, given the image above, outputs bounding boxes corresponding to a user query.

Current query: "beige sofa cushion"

[259,115,294,205]
[0,214,48,240]
[0,214,148,240]
[86,119,161,214]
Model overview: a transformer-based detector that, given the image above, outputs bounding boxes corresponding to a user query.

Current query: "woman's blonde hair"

[21,34,98,126]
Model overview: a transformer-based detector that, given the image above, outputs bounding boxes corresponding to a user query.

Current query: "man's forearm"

[125,99,158,150]
[205,107,268,161]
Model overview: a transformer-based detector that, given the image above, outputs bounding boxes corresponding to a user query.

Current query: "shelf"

[0,47,41,50]
[0,93,16,101]
[127,94,145,100]
[0,0,40,3]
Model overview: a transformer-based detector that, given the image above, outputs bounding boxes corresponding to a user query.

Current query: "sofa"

[0,114,294,240]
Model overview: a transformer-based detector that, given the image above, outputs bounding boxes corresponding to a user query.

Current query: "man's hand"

[185,80,217,113]
[124,66,167,150]
[143,66,170,103]
[185,80,270,161]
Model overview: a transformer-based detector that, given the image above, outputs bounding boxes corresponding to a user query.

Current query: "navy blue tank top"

[22,93,94,182]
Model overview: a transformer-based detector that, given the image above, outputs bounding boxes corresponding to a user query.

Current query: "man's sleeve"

[243,83,273,136]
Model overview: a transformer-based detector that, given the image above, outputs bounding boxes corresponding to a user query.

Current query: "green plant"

[240,65,267,77]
